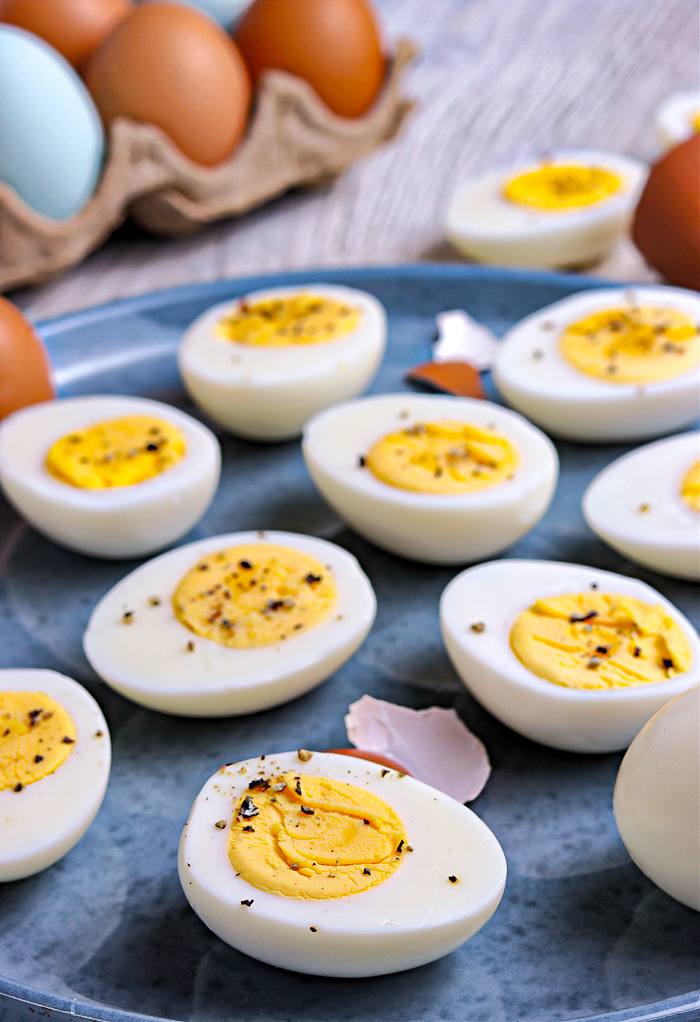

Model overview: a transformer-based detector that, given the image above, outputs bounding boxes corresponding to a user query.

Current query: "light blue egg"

[0,25,105,221]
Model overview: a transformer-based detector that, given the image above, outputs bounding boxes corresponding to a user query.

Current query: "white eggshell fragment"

[178,750,507,976]
[302,393,558,564]
[0,395,221,559]
[0,669,110,882]
[614,685,699,911]
[178,284,387,441]
[440,559,699,754]
[655,91,700,149]
[493,286,700,443]
[0,26,104,220]
[583,432,700,581]
[83,530,376,717]
[345,695,491,803]
[445,150,646,269]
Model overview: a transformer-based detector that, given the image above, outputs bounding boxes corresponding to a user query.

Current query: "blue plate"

[1,265,698,1022]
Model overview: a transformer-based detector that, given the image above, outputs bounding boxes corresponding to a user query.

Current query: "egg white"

[178,284,387,441]
[613,685,699,911]
[655,91,700,149]
[492,286,700,443]
[583,432,700,581]
[302,393,558,564]
[0,394,221,559]
[445,150,647,269]
[0,669,110,882]
[440,559,700,754]
[178,750,507,977]
[83,530,376,717]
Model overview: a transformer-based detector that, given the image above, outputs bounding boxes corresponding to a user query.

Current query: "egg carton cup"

[0,39,416,292]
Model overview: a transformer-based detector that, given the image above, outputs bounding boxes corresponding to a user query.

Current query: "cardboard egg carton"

[0,39,415,292]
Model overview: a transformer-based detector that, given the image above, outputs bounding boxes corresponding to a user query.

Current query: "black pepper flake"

[570,610,598,623]
[304,573,322,585]
[381,769,389,777]
[363,819,370,826]
[239,795,259,818]
[214,820,227,829]
[198,563,209,571]
[243,825,255,832]
[301,806,314,815]
[248,778,270,791]
[358,455,366,467]
[295,780,302,796]
[149,597,161,606]
[146,443,159,451]
[240,899,254,907]
[397,840,404,853]
[448,875,458,883]
[13,783,22,792]
[34,755,43,763]
[62,736,75,744]
[122,610,134,623]
[470,622,485,633]
[633,646,641,657]
[662,658,674,670]
[595,646,608,655]
[310,926,317,932]
[186,641,195,652]
[239,560,253,570]
[267,600,285,611]
[591,583,598,589]
[363,868,371,875]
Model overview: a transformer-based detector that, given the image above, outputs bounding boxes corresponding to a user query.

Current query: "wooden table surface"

[13,0,700,323]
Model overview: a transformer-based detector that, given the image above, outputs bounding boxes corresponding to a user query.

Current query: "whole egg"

[0,0,134,68]
[179,750,507,975]
[493,285,700,442]
[0,297,54,421]
[0,25,104,219]
[440,559,699,753]
[0,394,221,559]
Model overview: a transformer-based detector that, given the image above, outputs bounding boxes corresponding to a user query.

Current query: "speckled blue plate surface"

[1,265,698,1022]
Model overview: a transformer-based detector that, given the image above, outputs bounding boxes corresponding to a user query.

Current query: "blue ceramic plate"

[1,265,698,1022]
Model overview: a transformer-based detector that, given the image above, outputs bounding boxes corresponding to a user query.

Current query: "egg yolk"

[560,305,699,383]
[504,164,622,210]
[365,421,518,495]
[46,416,186,489]
[217,294,361,346]
[692,111,700,133]
[228,771,406,899]
[173,543,337,649]
[681,460,700,512]
[0,692,76,791]
[510,593,692,690]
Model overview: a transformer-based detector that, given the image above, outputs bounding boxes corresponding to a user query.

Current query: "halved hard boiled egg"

[655,91,700,149]
[613,685,699,911]
[178,750,507,976]
[302,393,558,564]
[178,284,387,441]
[0,395,221,559]
[493,286,700,442]
[445,150,647,269]
[583,432,700,581]
[0,669,110,882]
[440,559,699,753]
[83,530,376,716]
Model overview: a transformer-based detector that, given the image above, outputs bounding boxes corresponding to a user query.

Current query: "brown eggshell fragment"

[235,0,386,119]
[0,297,54,421]
[632,134,700,292]
[84,1,251,167]
[406,360,485,398]
[0,0,134,68]
[325,747,410,774]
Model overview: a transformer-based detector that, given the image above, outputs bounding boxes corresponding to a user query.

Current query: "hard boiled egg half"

[445,150,647,269]
[440,559,699,753]
[179,750,507,976]
[83,530,376,716]
[655,91,700,149]
[178,284,387,441]
[493,286,700,442]
[614,685,699,911]
[0,395,221,559]
[302,393,558,564]
[0,669,110,882]
[583,432,700,581]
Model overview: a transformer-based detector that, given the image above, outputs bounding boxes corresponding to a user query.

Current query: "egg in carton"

[0,39,415,292]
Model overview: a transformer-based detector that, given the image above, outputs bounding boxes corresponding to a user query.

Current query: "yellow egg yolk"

[681,460,700,512]
[228,771,406,899]
[365,421,518,495]
[504,164,622,210]
[510,593,692,690]
[47,416,186,489]
[173,544,337,649]
[217,294,361,346]
[0,692,76,791]
[560,305,699,383]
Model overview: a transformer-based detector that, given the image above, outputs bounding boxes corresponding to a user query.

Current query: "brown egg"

[325,748,410,774]
[84,1,251,167]
[0,0,134,69]
[235,0,386,119]
[632,134,700,292]
[0,297,54,422]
